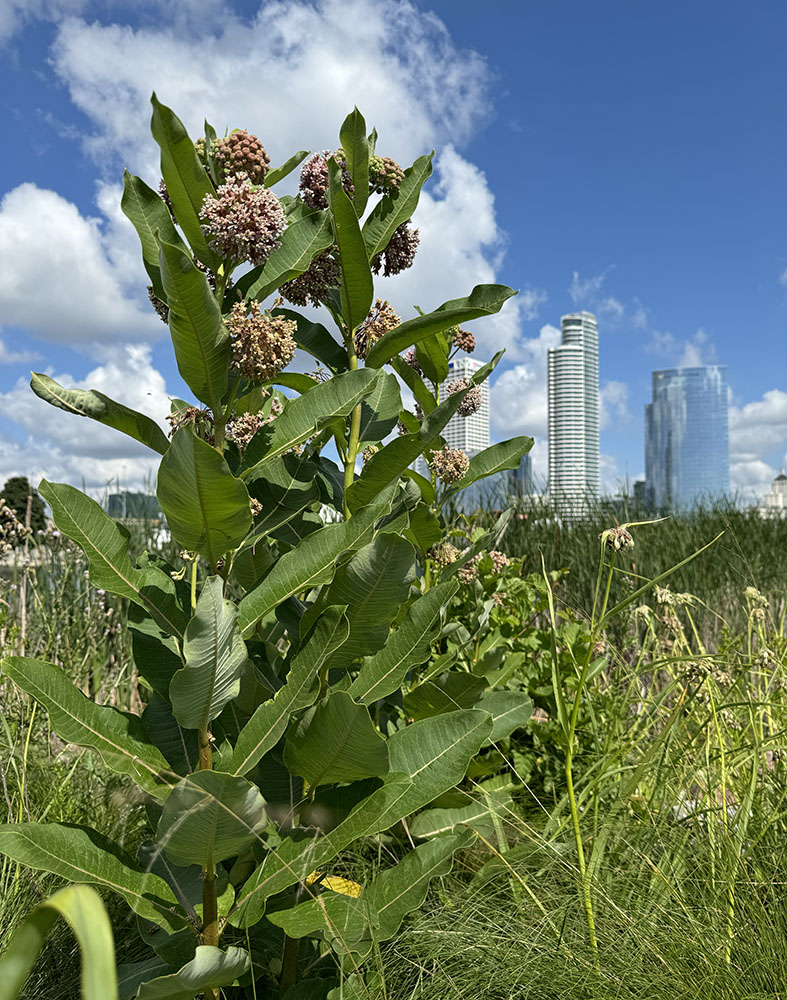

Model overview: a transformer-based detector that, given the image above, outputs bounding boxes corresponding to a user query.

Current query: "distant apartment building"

[759,472,787,518]
[547,311,600,513]
[644,366,729,509]
[106,491,162,522]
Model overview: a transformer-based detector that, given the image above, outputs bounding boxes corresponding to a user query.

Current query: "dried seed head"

[167,406,215,445]
[228,301,297,382]
[450,326,476,353]
[354,299,401,359]
[227,411,262,451]
[403,347,422,375]
[428,445,469,484]
[147,286,169,324]
[601,526,634,552]
[281,249,340,307]
[745,586,768,608]
[634,604,652,620]
[655,586,674,606]
[200,174,286,265]
[445,377,482,417]
[250,497,263,518]
[372,221,419,277]
[369,154,405,194]
[213,129,270,185]
[489,550,510,573]
[429,541,460,567]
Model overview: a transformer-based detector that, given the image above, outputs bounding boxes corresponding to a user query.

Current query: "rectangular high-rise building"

[547,311,600,513]
[645,365,729,509]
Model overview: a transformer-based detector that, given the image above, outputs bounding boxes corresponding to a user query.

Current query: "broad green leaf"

[150,94,218,269]
[265,149,310,188]
[0,824,185,932]
[328,158,373,331]
[134,946,250,1000]
[348,582,456,705]
[284,692,389,787]
[446,436,534,494]
[346,355,501,512]
[270,372,320,394]
[321,534,416,669]
[272,308,349,373]
[129,606,184,698]
[157,429,251,566]
[121,170,185,300]
[362,153,433,260]
[244,452,322,542]
[403,501,442,552]
[2,657,174,796]
[118,959,172,1000]
[169,576,250,730]
[157,771,266,867]
[403,672,487,721]
[31,373,169,456]
[231,211,333,304]
[0,885,117,1000]
[230,710,490,928]
[142,694,198,777]
[227,606,350,776]
[158,239,228,411]
[241,369,381,475]
[267,890,369,959]
[236,486,396,637]
[340,107,370,216]
[409,791,511,839]
[357,370,401,443]
[40,481,187,639]
[364,285,517,369]
[476,689,533,743]
[415,330,450,385]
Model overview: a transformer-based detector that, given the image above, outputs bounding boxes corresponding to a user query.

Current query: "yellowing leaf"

[306,871,363,898]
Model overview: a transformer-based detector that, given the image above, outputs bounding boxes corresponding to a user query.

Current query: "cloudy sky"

[0,0,785,499]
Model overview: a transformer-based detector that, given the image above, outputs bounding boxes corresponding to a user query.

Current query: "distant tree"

[0,477,46,535]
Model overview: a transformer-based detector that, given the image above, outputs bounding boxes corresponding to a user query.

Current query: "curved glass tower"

[547,311,600,513]
[645,365,729,509]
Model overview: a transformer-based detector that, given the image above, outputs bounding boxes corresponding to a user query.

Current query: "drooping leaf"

[0,885,117,1000]
[0,824,185,932]
[339,107,370,217]
[142,694,199,777]
[328,158,373,332]
[321,534,416,669]
[157,771,266,867]
[446,436,534,494]
[134,946,250,1000]
[389,355,435,414]
[229,710,490,927]
[362,153,433,260]
[271,308,349,373]
[346,354,502,512]
[228,606,350,776]
[357,370,401,443]
[284,692,389,787]
[129,606,184,698]
[121,170,186,300]
[347,582,456,705]
[30,373,170,456]
[39,481,187,639]
[158,239,228,412]
[157,429,251,566]
[403,672,487,721]
[475,689,533,743]
[2,657,174,796]
[414,329,450,385]
[169,577,250,730]
[241,369,381,475]
[265,149,310,188]
[236,485,396,637]
[117,959,173,1000]
[231,210,334,304]
[150,94,218,269]
[364,285,517,369]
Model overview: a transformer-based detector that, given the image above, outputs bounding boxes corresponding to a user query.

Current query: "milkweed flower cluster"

[450,326,476,353]
[213,129,270,185]
[457,554,481,584]
[281,249,340,307]
[166,406,215,444]
[147,286,169,324]
[226,412,262,451]
[444,377,482,417]
[428,445,469,484]
[369,155,404,193]
[601,525,634,552]
[403,348,422,374]
[299,150,354,209]
[228,301,297,382]
[429,541,460,567]
[372,221,419,276]
[489,550,510,573]
[200,173,286,265]
[354,299,400,359]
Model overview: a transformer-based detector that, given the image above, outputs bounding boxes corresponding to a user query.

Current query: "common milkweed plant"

[0,97,533,999]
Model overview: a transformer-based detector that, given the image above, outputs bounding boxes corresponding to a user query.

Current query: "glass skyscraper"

[645,366,729,509]
[547,311,600,513]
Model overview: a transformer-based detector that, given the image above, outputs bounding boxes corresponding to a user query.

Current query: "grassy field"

[1,504,786,998]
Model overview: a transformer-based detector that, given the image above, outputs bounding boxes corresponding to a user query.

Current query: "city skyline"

[0,3,785,502]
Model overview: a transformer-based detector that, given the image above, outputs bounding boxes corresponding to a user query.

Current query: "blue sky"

[0,0,785,498]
